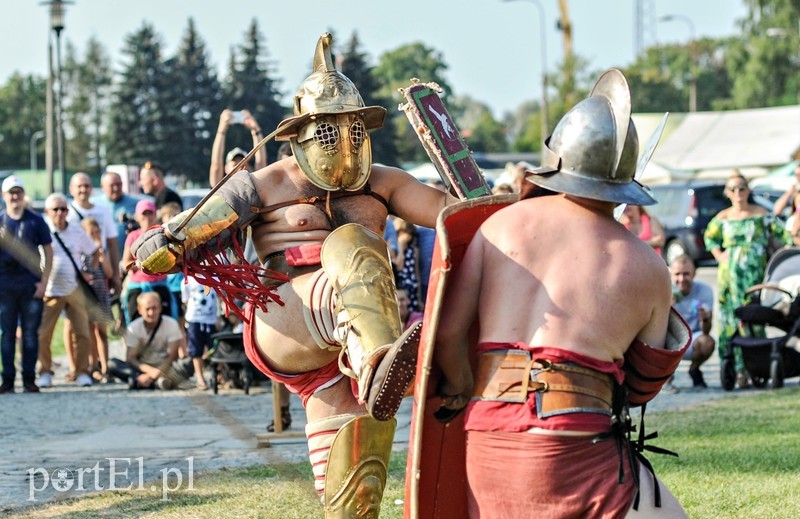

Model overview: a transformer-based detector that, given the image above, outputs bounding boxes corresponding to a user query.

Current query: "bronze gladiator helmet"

[275,33,387,192]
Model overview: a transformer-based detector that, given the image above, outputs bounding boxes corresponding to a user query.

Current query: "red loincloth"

[465,430,636,518]
[242,303,357,406]
[465,344,626,434]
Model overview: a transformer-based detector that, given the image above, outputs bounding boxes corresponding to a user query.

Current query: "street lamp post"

[30,130,45,173]
[41,0,71,192]
[503,0,550,140]
[659,14,697,112]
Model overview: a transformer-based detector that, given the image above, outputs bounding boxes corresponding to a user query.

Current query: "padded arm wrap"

[214,170,261,229]
[623,309,691,407]
[168,171,261,251]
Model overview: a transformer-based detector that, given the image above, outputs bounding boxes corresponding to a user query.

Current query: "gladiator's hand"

[434,378,472,423]
[131,226,184,274]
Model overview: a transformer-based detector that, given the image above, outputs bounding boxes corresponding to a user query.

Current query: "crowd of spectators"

[4,148,794,404]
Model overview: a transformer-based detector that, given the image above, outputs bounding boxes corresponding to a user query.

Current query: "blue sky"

[1,0,748,117]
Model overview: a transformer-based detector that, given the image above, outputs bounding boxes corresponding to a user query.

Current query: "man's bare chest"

[257,192,388,233]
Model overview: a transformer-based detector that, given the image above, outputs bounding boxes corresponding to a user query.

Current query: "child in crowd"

[81,217,113,382]
[182,276,218,390]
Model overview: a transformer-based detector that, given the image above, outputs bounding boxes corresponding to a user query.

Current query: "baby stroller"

[724,247,800,390]
[207,331,255,395]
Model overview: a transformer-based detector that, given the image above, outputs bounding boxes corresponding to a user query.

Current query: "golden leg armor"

[321,224,421,421]
[322,415,396,518]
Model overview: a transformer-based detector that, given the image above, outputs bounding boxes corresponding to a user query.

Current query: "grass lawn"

[12,388,800,518]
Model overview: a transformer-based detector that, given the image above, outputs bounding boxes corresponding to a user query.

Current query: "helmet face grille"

[314,122,340,151]
[350,119,366,149]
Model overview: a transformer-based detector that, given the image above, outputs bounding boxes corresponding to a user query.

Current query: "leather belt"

[472,350,614,416]
[262,251,320,287]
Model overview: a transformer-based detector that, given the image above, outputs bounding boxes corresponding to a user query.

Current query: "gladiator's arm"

[624,309,691,406]
[385,167,459,228]
[434,229,484,407]
[132,170,261,274]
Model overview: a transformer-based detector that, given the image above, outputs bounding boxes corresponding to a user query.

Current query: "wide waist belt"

[472,350,614,416]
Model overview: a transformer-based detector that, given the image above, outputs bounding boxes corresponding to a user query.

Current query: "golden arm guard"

[135,171,260,274]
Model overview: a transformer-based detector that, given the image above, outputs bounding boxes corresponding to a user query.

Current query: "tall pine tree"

[223,19,285,162]
[169,18,223,183]
[339,31,399,167]
[62,37,112,174]
[107,23,174,172]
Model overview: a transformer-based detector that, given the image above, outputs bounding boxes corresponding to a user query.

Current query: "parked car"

[179,188,209,209]
[647,181,774,265]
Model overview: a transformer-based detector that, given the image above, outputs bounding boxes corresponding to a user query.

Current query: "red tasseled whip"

[181,231,288,323]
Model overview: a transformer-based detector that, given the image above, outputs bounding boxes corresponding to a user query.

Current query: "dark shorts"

[187,322,216,358]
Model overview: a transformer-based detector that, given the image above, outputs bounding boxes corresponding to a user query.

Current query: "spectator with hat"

[121,199,175,325]
[0,176,53,393]
[209,109,267,186]
[140,162,182,211]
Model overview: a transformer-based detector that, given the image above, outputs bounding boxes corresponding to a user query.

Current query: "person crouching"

[108,292,190,390]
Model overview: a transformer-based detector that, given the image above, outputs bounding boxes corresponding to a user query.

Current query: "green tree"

[450,95,507,153]
[549,54,594,121]
[169,17,223,183]
[0,73,47,169]
[223,19,285,162]
[339,31,399,166]
[507,101,543,153]
[62,37,112,173]
[625,38,734,113]
[375,42,452,163]
[728,0,800,107]
[374,42,452,103]
[107,23,174,170]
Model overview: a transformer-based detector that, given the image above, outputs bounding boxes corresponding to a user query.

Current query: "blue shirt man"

[0,176,53,393]
[94,171,142,258]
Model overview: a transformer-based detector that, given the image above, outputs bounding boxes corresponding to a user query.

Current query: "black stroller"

[724,247,800,390]
[207,331,255,395]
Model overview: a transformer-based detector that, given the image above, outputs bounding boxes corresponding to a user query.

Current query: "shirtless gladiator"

[433,70,691,517]
[132,33,455,517]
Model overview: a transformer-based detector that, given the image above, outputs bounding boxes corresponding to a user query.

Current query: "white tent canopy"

[650,105,800,172]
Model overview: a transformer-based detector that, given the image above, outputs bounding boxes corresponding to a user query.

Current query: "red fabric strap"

[285,243,323,267]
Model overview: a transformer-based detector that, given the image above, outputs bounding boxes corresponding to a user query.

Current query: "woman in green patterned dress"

[704,172,791,386]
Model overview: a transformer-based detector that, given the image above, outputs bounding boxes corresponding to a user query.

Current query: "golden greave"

[321,415,396,518]
[320,224,403,395]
